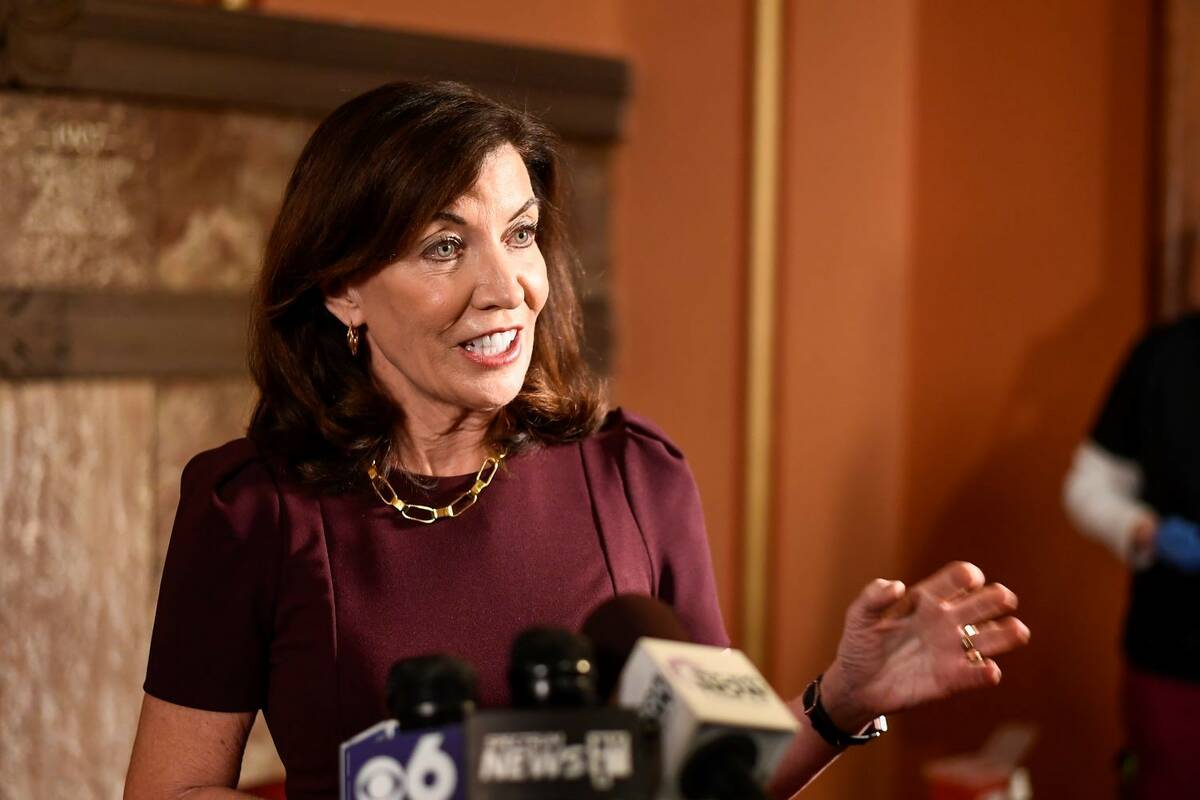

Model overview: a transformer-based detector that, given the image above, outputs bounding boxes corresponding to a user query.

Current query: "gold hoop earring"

[346,324,360,356]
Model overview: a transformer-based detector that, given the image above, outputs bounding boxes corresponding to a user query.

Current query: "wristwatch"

[801,674,888,748]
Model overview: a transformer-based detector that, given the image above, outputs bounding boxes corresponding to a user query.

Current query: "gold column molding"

[742,0,783,667]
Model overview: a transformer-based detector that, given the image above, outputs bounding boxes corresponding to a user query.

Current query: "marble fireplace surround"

[0,1,626,795]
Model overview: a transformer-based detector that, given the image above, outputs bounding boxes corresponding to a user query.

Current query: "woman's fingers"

[958,657,1003,690]
[880,562,985,620]
[918,561,986,600]
[962,617,1031,658]
[851,578,908,621]
[951,582,1019,625]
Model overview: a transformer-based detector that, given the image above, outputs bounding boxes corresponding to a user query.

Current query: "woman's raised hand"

[817,561,1031,733]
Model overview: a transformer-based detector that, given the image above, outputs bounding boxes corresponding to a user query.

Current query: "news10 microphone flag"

[467,706,658,798]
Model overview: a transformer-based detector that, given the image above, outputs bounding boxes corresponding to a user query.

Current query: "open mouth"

[459,328,521,365]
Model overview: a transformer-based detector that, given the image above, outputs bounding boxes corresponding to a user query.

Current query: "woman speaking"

[124,81,1029,799]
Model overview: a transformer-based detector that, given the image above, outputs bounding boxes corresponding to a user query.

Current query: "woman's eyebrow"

[507,197,538,221]
[431,197,538,226]
[432,210,467,224]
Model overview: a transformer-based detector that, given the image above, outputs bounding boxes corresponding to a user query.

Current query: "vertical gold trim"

[742,0,783,667]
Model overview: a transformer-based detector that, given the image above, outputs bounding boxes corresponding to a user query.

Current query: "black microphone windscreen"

[508,627,597,708]
[580,594,691,702]
[385,654,478,729]
[679,733,768,800]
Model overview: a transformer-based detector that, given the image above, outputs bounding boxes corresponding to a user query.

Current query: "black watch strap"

[801,674,888,748]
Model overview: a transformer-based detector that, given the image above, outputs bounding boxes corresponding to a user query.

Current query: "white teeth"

[463,329,517,357]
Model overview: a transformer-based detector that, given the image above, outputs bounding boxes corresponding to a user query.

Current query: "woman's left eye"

[424,237,462,261]
[510,224,538,248]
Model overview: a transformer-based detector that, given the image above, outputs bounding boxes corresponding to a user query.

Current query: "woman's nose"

[471,251,526,310]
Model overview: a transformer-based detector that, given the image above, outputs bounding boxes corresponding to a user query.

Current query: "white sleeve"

[1062,440,1155,566]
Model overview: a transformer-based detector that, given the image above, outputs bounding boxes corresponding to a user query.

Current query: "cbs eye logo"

[354,733,457,800]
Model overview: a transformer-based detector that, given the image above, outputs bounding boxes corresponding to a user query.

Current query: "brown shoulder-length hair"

[248,80,607,489]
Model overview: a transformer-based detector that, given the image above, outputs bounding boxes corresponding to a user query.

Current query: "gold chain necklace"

[367,450,506,525]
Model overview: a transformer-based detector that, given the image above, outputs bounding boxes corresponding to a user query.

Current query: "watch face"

[850,716,888,743]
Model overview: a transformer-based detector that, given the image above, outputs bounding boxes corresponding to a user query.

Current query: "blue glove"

[1155,516,1200,572]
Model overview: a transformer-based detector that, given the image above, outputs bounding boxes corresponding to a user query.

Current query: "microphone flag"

[340,719,468,800]
[617,638,798,797]
[466,707,659,799]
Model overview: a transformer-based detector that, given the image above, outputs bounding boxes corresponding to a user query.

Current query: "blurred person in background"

[1064,262,1200,798]
[123,81,1030,800]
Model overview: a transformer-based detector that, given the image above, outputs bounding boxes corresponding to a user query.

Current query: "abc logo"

[354,733,457,800]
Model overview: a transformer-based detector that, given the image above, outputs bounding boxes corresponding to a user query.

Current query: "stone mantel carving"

[0,1,625,378]
[0,0,628,141]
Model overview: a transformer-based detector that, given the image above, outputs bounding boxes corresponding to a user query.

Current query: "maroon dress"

[143,409,728,800]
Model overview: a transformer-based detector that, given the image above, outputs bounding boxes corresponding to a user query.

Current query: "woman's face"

[328,143,549,422]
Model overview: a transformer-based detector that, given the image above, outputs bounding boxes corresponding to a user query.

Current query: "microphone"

[467,626,660,798]
[340,655,477,800]
[388,654,478,728]
[581,594,691,703]
[508,626,599,708]
[586,595,799,800]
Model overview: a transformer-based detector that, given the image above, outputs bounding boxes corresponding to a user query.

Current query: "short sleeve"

[608,410,730,648]
[144,439,282,712]
[1091,329,1161,460]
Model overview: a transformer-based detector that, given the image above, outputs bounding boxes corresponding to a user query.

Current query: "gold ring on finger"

[960,624,983,663]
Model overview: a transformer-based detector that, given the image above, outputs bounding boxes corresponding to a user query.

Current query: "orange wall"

[608,3,749,642]
[770,2,915,797]
[894,1,1151,797]
[770,1,1151,797]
